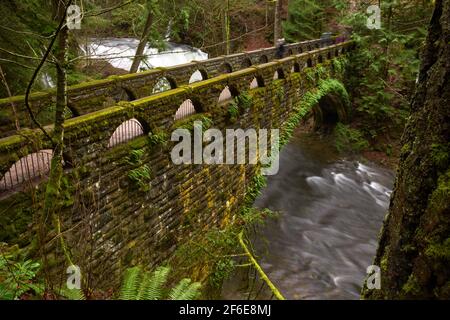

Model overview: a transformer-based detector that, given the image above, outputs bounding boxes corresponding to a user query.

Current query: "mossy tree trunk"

[362,0,450,299]
[39,0,72,287]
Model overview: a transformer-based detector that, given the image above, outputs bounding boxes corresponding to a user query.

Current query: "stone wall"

[0,41,353,289]
[0,38,337,138]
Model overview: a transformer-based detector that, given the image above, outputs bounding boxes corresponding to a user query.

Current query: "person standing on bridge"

[275,38,286,59]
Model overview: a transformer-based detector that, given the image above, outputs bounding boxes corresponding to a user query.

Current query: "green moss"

[425,238,450,260]
[429,168,450,213]
[304,67,316,83]
[431,143,449,170]
[148,130,168,147]
[402,274,421,296]
[333,123,369,153]
[63,105,124,129]
[128,164,152,192]
[173,114,213,132]
[401,143,411,155]
[227,103,239,123]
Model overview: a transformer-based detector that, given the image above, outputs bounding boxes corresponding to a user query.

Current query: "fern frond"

[60,288,86,300]
[169,278,201,300]
[140,266,170,300]
[119,266,142,300]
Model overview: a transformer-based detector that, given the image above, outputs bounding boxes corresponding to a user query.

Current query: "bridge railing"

[0,41,354,199]
[0,38,339,138]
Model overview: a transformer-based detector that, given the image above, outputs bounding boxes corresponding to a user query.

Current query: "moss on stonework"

[173,113,213,132]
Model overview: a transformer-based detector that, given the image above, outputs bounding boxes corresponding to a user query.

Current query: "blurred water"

[223,130,394,300]
[84,38,208,72]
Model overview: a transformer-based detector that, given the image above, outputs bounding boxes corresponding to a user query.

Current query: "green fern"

[59,288,86,300]
[137,266,169,300]
[168,278,202,300]
[119,266,143,300]
[119,266,201,300]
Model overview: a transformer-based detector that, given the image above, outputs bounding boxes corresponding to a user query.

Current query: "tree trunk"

[225,0,231,55]
[362,0,450,299]
[130,9,154,73]
[40,0,73,288]
[274,0,283,45]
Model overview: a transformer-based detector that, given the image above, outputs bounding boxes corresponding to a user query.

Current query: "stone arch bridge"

[0,38,354,288]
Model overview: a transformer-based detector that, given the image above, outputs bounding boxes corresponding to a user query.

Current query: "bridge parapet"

[0,38,340,138]
[0,41,353,196]
[0,41,353,288]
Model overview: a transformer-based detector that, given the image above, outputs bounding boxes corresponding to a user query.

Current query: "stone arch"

[327,51,332,60]
[287,49,294,56]
[66,103,79,117]
[307,45,312,51]
[250,76,265,89]
[298,47,303,54]
[113,87,136,102]
[189,69,208,84]
[306,58,313,68]
[152,77,177,94]
[219,62,233,74]
[318,55,324,64]
[273,68,285,80]
[259,55,269,64]
[108,118,146,148]
[0,150,55,192]
[310,87,349,133]
[335,49,339,57]
[291,63,301,73]
[241,58,252,68]
[218,85,239,103]
[174,99,202,120]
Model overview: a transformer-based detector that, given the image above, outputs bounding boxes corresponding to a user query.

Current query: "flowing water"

[42,38,208,89]
[83,38,208,72]
[223,128,395,300]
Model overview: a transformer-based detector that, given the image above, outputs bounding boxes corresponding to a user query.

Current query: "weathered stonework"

[0,40,353,290]
[0,38,339,138]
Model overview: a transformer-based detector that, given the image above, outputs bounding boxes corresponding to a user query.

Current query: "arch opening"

[113,87,136,102]
[306,58,313,68]
[152,77,176,94]
[273,68,285,80]
[189,69,208,84]
[313,93,346,133]
[250,76,265,89]
[108,118,145,148]
[175,99,199,120]
[259,55,269,64]
[218,86,238,103]
[318,55,324,64]
[291,63,301,73]
[242,58,252,68]
[35,104,75,125]
[0,150,55,192]
[219,63,233,74]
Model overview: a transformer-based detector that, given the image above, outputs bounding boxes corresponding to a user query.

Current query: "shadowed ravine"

[223,128,395,300]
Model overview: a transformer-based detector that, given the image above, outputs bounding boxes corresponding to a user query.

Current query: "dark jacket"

[275,43,286,59]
